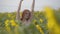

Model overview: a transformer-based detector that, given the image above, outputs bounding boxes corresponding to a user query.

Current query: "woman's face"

[24,11,30,19]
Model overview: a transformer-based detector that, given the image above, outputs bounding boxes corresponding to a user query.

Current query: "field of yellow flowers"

[0,7,60,34]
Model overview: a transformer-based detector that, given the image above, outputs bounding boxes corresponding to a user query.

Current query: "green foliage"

[0,9,60,34]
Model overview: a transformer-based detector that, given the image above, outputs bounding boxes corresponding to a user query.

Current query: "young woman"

[15,0,40,34]
[16,0,35,27]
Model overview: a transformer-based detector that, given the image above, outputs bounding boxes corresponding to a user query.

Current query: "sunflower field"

[0,7,60,34]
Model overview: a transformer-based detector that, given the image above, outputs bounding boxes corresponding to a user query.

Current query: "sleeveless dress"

[16,20,40,34]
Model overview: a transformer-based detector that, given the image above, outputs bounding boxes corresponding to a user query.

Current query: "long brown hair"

[21,9,31,21]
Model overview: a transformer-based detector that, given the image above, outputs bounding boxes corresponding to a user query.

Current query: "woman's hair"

[21,9,31,21]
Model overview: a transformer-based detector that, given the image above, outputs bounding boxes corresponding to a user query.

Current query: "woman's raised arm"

[16,0,23,21]
[31,0,35,13]
[30,0,35,20]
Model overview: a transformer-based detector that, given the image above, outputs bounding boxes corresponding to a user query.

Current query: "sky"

[0,0,60,12]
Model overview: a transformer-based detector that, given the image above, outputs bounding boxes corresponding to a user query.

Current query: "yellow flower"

[44,6,60,34]
[40,19,43,23]
[5,19,11,32]
[36,25,44,34]
[44,6,56,28]
[5,19,9,26]
[10,20,17,26]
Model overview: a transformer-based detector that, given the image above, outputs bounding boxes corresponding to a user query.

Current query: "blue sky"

[0,0,60,12]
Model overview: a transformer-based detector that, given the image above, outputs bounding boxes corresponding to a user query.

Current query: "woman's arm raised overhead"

[30,0,35,20]
[16,0,23,21]
[31,0,35,13]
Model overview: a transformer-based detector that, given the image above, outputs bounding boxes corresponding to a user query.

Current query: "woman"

[15,0,40,34]
[16,0,34,27]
